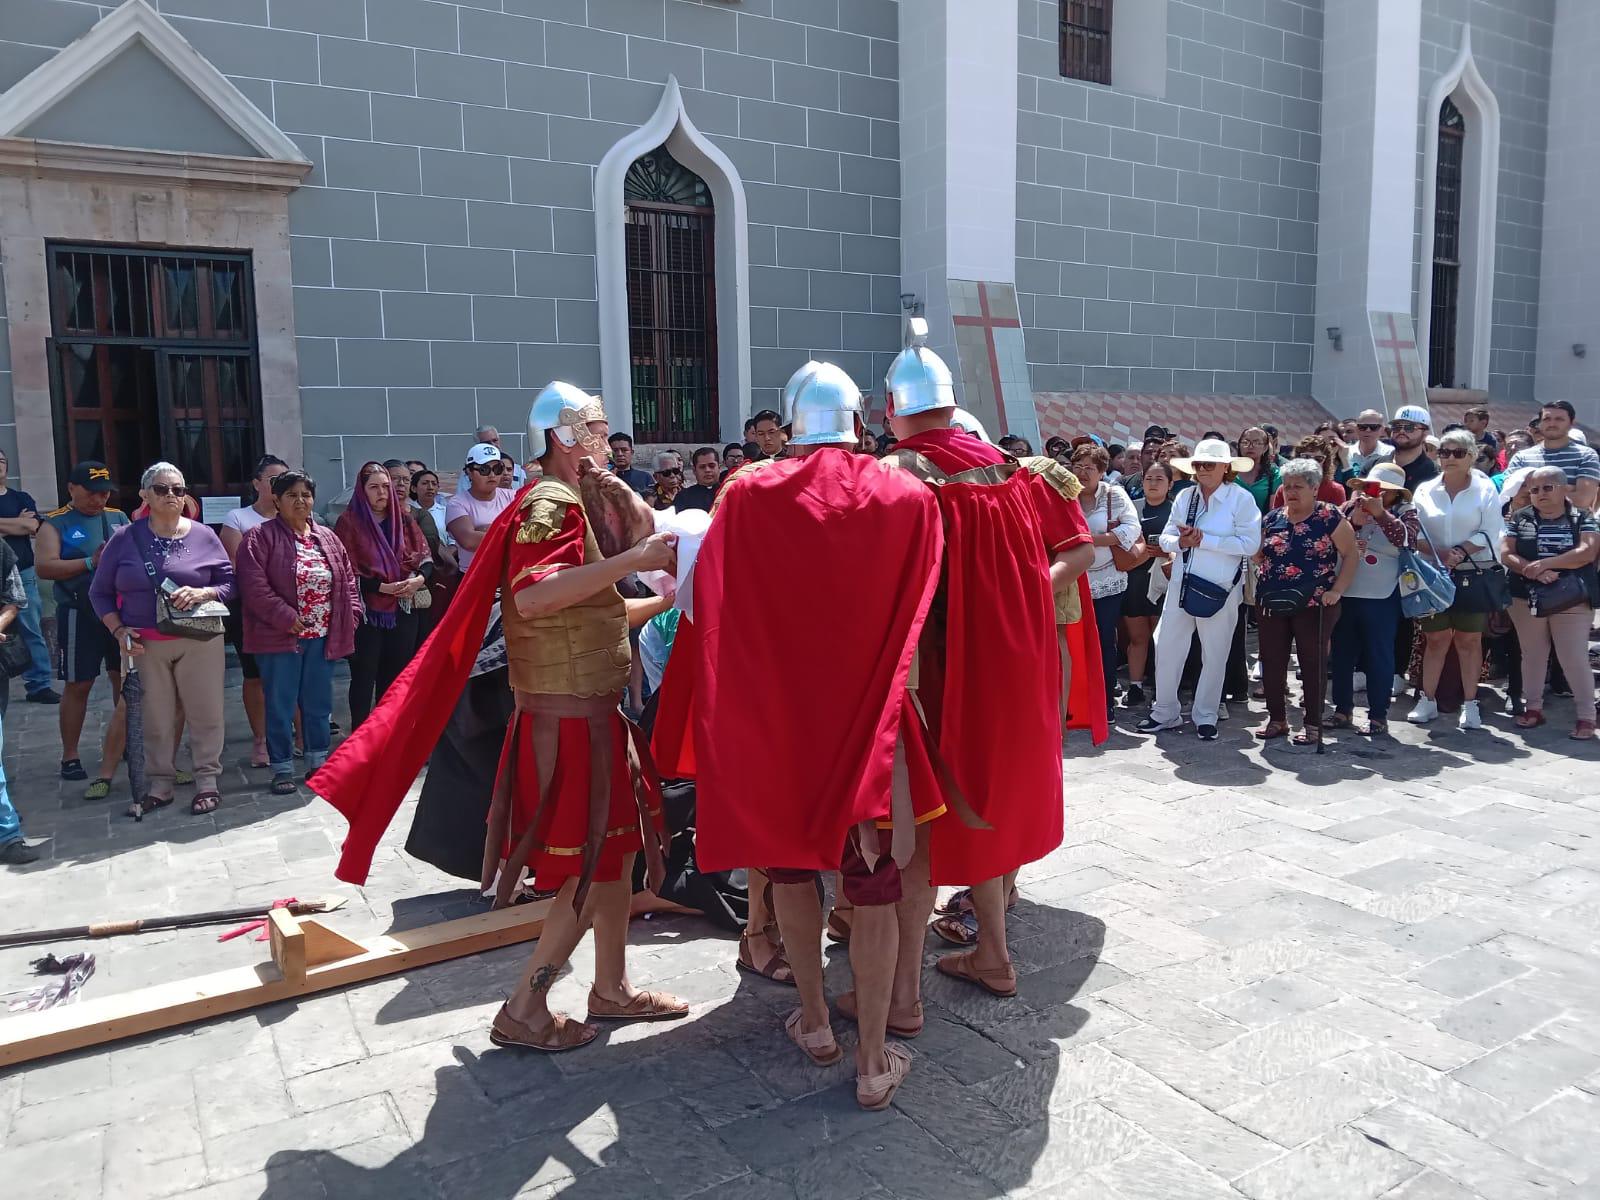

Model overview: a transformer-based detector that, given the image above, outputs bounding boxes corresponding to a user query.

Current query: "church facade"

[0,0,1586,508]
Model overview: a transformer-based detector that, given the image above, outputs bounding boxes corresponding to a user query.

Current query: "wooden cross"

[1374,312,1419,409]
[951,282,1021,436]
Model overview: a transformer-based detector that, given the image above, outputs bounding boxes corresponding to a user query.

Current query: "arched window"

[1059,0,1112,84]
[624,145,717,442]
[1428,98,1465,388]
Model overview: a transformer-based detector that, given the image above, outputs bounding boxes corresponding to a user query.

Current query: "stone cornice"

[0,137,311,191]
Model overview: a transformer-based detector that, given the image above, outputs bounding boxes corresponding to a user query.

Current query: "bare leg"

[1125,616,1154,685]
[967,874,1013,974]
[741,867,786,974]
[504,876,591,1030]
[1453,632,1483,701]
[590,854,639,1004]
[890,825,934,1015]
[772,879,828,1035]
[60,680,92,762]
[1421,629,1453,698]
[243,677,266,742]
[848,903,896,1078]
[98,672,126,782]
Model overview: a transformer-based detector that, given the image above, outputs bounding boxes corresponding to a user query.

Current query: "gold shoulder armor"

[516,479,581,544]
[1018,455,1081,502]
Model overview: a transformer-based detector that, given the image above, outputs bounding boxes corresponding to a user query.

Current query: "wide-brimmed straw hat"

[1355,461,1411,502]
[1170,437,1253,475]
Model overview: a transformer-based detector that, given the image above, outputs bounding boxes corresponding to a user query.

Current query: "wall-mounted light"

[1575,343,1587,359]
[1326,326,1343,351]
[899,292,922,316]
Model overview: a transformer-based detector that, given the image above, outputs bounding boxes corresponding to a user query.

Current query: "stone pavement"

[1,666,1598,1198]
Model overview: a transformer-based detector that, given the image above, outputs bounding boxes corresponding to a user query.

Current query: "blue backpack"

[1397,547,1456,618]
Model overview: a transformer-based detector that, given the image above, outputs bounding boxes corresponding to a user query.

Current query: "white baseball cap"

[1392,405,1431,427]
[465,442,501,467]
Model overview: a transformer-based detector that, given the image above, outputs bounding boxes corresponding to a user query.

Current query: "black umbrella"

[120,633,147,816]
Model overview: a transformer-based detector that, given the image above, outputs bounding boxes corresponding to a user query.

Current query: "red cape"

[895,430,1078,883]
[310,483,533,884]
[1063,593,1108,746]
[676,450,943,873]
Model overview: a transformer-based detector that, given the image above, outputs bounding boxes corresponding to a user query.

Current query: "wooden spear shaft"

[0,898,345,950]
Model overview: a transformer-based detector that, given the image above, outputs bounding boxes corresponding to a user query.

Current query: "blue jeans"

[16,567,54,695]
[258,638,334,777]
[0,707,20,846]
[1331,593,1401,721]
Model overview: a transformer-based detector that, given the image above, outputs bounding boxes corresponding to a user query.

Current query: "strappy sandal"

[1252,721,1289,740]
[1571,720,1596,741]
[1361,719,1389,737]
[249,739,269,769]
[83,778,113,801]
[931,913,979,947]
[489,1006,597,1053]
[127,794,173,822]
[1292,726,1322,746]
[586,989,689,1023]
[825,909,852,944]
[1325,712,1354,730]
[270,775,298,796]
[784,1008,843,1066]
[857,1044,912,1111]
[933,887,1019,918]
[1515,710,1545,729]
[736,929,795,986]
[935,951,1018,998]
[190,791,221,815]
[836,989,924,1039]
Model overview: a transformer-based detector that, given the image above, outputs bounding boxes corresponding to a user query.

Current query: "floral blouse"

[294,532,333,639]
[1258,501,1341,602]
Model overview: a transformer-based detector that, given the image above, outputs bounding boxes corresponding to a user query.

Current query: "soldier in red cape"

[659,362,944,1109]
[312,381,687,1054]
[880,322,1096,1009]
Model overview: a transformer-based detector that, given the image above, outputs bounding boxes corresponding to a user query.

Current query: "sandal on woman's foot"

[736,929,795,986]
[1292,727,1322,746]
[930,913,979,947]
[784,1008,843,1066]
[1252,721,1289,740]
[934,887,1018,918]
[825,909,852,943]
[836,989,924,1038]
[1571,720,1596,741]
[1324,712,1354,730]
[586,989,688,1023]
[489,1006,597,1053]
[1361,719,1389,737]
[935,951,1018,998]
[127,794,173,822]
[250,739,269,769]
[270,775,298,796]
[83,777,113,801]
[190,791,221,815]
[1515,710,1545,729]
[856,1044,912,1111]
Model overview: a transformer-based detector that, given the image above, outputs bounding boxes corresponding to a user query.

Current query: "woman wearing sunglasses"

[89,463,235,817]
[445,442,518,574]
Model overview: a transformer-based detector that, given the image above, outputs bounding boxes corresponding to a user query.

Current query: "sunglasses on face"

[150,483,188,497]
[657,468,682,477]
[1438,448,1472,459]
[1530,483,1561,494]
[1391,422,1424,433]
[472,462,506,475]
[1356,423,1382,432]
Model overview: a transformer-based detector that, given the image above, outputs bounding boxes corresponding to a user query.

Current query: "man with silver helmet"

[653,360,943,1109]
[314,380,688,1055]
[877,319,1097,1007]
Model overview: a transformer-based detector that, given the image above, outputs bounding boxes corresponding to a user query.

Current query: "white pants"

[1150,587,1243,728]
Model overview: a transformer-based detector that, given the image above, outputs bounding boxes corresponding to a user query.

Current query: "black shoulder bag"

[1529,512,1595,617]
[130,523,229,640]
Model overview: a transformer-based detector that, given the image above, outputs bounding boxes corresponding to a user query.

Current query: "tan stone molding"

[0,137,311,192]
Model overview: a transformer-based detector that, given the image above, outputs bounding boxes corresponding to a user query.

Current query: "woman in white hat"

[1327,462,1419,736]
[1137,439,1262,741]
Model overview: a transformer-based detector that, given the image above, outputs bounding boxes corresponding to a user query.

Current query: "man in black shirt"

[1389,404,1441,492]
[0,451,58,703]
[607,432,654,496]
[675,447,721,512]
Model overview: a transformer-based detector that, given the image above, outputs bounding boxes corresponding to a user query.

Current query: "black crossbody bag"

[1177,487,1243,619]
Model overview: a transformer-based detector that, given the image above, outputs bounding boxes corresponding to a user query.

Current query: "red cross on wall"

[951,282,1020,436]
[1375,312,1417,408]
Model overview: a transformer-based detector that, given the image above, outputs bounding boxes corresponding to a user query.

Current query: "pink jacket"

[236,517,362,659]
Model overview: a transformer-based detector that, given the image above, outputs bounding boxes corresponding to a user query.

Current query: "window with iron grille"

[1428,98,1465,389]
[624,146,718,442]
[1060,0,1113,84]
[45,243,262,511]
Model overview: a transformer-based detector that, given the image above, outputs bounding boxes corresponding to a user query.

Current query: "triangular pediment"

[0,0,307,164]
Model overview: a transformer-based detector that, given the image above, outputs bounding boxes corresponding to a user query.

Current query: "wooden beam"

[0,901,549,1068]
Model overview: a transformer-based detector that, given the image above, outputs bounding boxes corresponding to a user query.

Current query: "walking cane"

[1315,598,1327,756]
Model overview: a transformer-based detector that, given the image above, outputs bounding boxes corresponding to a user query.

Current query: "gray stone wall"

[0,0,900,487]
[1417,0,1553,405]
[1016,0,1322,397]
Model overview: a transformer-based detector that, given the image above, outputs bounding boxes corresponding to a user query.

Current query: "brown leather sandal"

[736,929,796,985]
[935,951,1018,998]
[784,1008,843,1066]
[835,989,924,1038]
[489,1006,598,1053]
[825,909,852,943]
[1253,721,1289,740]
[856,1044,912,1111]
[930,913,978,947]
[586,989,688,1022]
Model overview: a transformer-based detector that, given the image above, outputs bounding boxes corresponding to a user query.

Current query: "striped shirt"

[1506,440,1600,486]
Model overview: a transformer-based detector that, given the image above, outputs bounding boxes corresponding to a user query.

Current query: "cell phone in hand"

[159,577,180,596]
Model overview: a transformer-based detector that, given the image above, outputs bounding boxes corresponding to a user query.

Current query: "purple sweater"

[90,519,234,629]
[235,516,362,659]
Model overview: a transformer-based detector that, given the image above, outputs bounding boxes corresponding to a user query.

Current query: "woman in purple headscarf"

[334,461,432,729]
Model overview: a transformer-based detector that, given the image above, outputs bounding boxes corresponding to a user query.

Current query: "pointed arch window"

[624,146,717,442]
[1429,98,1465,388]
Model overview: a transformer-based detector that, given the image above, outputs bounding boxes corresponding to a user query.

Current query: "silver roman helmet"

[528,380,608,459]
[787,361,863,446]
[950,407,993,444]
[781,360,823,418]
[884,316,955,418]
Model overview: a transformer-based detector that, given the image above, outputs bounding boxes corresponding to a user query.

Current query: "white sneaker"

[1408,695,1439,723]
[1459,699,1482,730]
